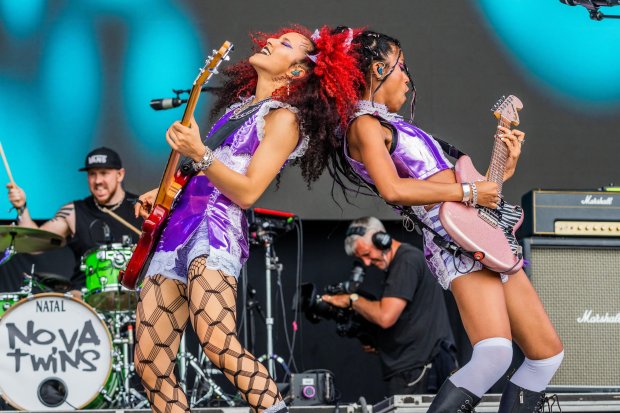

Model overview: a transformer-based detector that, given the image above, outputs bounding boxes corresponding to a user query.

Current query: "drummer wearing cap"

[6,147,142,291]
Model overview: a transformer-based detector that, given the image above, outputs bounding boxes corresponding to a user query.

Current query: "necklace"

[229,97,271,120]
[355,100,402,122]
[94,196,124,213]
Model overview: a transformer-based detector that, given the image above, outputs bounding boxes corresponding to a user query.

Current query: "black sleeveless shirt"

[67,192,141,288]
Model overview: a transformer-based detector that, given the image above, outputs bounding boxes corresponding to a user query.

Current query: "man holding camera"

[321,217,457,395]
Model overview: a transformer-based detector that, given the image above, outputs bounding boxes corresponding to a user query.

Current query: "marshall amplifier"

[521,236,620,389]
[519,189,620,238]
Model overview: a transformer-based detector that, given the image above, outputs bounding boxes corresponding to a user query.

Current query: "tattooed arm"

[14,202,75,239]
[39,203,75,238]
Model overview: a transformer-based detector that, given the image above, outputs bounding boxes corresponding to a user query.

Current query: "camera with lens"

[296,262,377,346]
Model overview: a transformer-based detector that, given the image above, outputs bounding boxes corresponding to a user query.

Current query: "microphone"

[149,98,185,110]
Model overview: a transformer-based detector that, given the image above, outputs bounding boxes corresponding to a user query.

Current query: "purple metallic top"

[345,101,482,290]
[345,100,453,184]
[146,99,308,282]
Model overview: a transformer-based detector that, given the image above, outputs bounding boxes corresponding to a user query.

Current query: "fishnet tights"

[135,275,190,413]
[187,257,281,412]
[134,258,282,413]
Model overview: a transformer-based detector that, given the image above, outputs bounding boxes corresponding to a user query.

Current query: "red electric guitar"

[120,41,234,289]
[438,95,525,274]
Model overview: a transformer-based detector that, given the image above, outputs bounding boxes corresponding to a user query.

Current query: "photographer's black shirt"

[377,243,453,379]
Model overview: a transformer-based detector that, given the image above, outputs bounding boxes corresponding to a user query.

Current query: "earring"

[291,69,301,76]
[287,78,291,96]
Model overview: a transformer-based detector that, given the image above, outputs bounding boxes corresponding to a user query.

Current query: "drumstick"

[0,141,15,185]
[102,208,142,236]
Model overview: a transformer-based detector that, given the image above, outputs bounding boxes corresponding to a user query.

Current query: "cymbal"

[0,225,65,253]
[33,272,72,293]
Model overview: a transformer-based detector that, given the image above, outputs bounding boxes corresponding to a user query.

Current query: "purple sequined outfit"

[345,101,483,289]
[146,99,308,283]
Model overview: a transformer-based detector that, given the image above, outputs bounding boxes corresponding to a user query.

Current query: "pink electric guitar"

[438,95,525,274]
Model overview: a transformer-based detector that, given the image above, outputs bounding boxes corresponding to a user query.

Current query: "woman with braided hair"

[133,25,363,413]
[330,30,563,413]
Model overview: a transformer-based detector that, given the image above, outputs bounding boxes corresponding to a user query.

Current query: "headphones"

[345,226,392,250]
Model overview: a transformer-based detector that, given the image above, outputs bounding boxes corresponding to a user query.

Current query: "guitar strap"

[180,110,255,175]
[433,136,467,160]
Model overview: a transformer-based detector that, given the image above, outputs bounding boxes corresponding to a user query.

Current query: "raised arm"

[7,183,74,237]
[349,116,500,208]
[166,109,300,209]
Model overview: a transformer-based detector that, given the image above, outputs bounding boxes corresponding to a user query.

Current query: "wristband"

[461,183,471,203]
[469,183,478,207]
[192,147,215,172]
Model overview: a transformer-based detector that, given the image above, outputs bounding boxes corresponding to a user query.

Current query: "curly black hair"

[328,30,407,201]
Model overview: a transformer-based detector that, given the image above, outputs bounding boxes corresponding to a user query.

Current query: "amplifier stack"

[519,188,620,389]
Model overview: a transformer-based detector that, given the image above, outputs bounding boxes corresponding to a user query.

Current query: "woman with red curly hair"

[133,26,362,413]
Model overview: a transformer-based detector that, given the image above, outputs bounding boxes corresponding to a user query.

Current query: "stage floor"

[6,394,620,413]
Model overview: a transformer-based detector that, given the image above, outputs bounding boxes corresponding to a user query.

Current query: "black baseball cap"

[78,147,123,171]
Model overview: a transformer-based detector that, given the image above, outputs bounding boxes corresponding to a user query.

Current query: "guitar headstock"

[491,95,523,126]
[193,41,234,86]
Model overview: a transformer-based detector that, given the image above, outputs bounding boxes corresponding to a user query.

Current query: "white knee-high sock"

[510,351,564,392]
[449,337,513,397]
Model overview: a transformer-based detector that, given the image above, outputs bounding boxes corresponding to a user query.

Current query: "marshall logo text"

[577,310,620,324]
[580,195,613,206]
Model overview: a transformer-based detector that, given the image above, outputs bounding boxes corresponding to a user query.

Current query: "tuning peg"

[211,68,219,74]
[224,56,230,61]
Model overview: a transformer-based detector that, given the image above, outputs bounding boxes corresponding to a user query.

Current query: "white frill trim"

[206,248,242,278]
[145,245,188,284]
[255,100,309,160]
[355,100,402,123]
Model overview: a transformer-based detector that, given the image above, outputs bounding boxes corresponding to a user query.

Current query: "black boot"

[498,381,557,412]
[427,379,480,413]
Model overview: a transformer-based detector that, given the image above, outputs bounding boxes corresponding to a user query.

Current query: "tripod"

[248,227,290,379]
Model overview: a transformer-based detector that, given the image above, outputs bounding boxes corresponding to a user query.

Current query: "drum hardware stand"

[176,333,236,407]
[106,309,147,408]
[0,227,17,265]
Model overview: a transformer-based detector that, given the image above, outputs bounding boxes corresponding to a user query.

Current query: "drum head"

[0,293,112,410]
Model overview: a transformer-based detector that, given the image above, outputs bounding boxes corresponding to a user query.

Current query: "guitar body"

[119,41,234,290]
[439,155,524,274]
[121,171,190,288]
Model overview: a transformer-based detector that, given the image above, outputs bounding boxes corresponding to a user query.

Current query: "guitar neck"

[487,117,511,195]
[153,78,206,206]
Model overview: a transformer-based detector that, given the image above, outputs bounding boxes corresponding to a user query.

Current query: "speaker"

[522,237,620,389]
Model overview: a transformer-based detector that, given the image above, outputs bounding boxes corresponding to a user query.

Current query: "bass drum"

[0,293,116,410]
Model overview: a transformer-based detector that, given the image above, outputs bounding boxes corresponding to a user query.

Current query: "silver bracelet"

[469,182,478,207]
[461,183,471,203]
[192,147,215,172]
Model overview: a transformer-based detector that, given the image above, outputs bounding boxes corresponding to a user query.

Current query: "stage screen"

[1,0,619,220]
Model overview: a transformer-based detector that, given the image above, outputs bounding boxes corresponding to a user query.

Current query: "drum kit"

[0,225,238,411]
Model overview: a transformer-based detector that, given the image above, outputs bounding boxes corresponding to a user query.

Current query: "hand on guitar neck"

[493,125,525,183]
[165,116,207,163]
